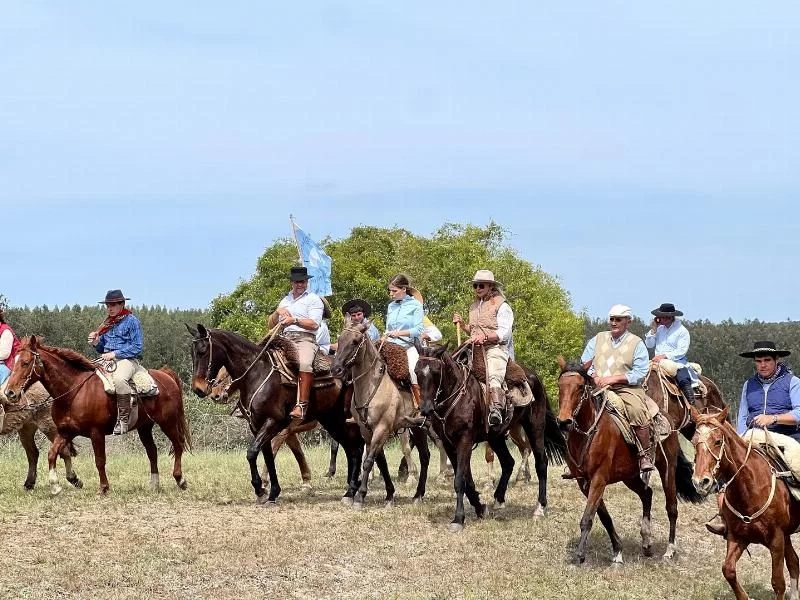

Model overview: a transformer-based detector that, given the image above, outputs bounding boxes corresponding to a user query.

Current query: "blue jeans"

[0,363,10,385]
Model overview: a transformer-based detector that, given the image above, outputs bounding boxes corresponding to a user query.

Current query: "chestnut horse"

[5,336,191,494]
[1,382,83,490]
[557,358,703,563]
[187,324,395,504]
[415,343,566,530]
[691,407,800,600]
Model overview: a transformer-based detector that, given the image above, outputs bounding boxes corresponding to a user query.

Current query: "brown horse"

[643,364,726,439]
[691,407,800,600]
[5,336,191,495]
[483,424,532,487]
[414,343,565,530]
[557,358,703,563]
[0,382,83,490]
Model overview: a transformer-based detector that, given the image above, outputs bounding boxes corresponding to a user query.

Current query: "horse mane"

[41,344,99,372]
[561,359,592,383]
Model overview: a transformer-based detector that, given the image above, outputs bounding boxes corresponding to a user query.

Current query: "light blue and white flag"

[293,222,333,296]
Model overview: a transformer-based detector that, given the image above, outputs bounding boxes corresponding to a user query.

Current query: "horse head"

[415,341,449,417]
[208,365,234,404]
[690,406,731,496]
[330,322,370,379]
[187,323,226,398]
[556,356,594,432]
[5,335,44,401]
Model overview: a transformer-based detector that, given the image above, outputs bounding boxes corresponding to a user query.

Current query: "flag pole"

[289,215,303,265]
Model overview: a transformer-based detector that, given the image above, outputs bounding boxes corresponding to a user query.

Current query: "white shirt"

[0,329,13,361]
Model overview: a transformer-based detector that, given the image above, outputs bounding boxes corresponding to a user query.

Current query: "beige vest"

[468,294,505,336]
[593,331,643,386]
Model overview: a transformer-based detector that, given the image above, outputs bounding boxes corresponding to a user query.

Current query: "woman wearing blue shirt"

[385,274,424,412]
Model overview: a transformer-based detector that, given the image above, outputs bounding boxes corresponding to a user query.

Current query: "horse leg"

[575,478,609,564]
[410,426,430,504]
[658,442,679,560]
[488,434,515,509]
[373,447,396,507]
[19,424,39,490]
[449,438,473,531]
[158,407,188,490]
[510,423,531,484]
[248,418,284,503]
[341,442,363,504]
[624,476,654,557]
[37,415,82,489]
[325,439,340,479]
[768,534,788,600]
[784,534,799,600]
[136,424,160,490]
[399,429,418,486]
[283,433,313,494]
[89,429,110,495]
[435,436,453,483]
[353,423,390,510]
[484,442,496,490]
[521,414,548,516]
[45,433,70,496]
[722,538,750,600]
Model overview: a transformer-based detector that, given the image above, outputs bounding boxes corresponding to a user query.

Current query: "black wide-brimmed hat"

[341,298,372,319]
[289,266,313,281]
[99,289,129,304]
[739,341,791,358]
[651,302,684,317]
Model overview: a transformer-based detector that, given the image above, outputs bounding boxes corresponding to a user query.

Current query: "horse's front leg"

[398,429,419,485]
[576,477,608,564]
[19,424,39,490]
[623,475,654,557]
[136,424,161,490]
[353,422,390,510]
[45,433,71,496]
[768,534,788,600]
[325,439,340,478]
[341,442,362,504]
[373,448,396,507]
[88,429,110,495]
[248,418,285,503]
[722,538,751,600]
[410,426,430,503]
[449,438,471,531]
[784,534,799,600]
[488,433,515,509]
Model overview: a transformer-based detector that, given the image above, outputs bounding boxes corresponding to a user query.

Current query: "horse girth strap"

[724,471,778,524]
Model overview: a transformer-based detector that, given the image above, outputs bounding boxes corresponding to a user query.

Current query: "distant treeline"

[4,304,796,417]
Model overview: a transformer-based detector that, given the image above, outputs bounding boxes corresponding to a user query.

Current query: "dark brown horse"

[187,324,395,504]
[691,407,800,600]
[5,336,191,494]
[643,364,726,439]
[414,343,566,531]
[557,358,703,563]
[1,382,83,490]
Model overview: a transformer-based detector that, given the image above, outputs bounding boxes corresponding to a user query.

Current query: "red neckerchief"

[95,308,132,336]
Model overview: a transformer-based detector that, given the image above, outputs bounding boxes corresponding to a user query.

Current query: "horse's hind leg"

[658,442,679,560]
[399,429,419,485]
[785,534,799,600]
[410,426,430,503]
[46,433,70,496]
[488,434,515,509]
[19,424,39,490]
[624,475,654,557]
[374,448,396,507]
[283,433,313,494]
[137,424,160,490]
[510,423,531,485]
[325,439,339,479]
[521,410,548,516]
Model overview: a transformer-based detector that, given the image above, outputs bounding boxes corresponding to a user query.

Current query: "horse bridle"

[14,348,94,404]
[192,333,218,390]
[416,355,468,420]
[559,371,607,475]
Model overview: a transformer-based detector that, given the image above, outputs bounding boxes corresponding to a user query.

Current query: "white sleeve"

[0,330,13,361]
[495,303,514,344]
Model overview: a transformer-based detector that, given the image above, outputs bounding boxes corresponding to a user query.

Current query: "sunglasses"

[473,283,487,289]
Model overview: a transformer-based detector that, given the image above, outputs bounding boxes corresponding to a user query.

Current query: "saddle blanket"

[742,428,800,502]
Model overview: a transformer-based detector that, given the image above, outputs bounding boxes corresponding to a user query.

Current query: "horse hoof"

[448,522,464,533]
[405,476,417,487]
[611,552,624,566]
[51,485,63,496]
[341,496,354,506]
[642,545,653,558]
[662,544,677,561]
[493,501,506,511]
[23,481,35,491]
[384,499,395,509]
[412,496,424,505]
[352,502,364,511]
[300,483,314,496]
[475,503,487,519]
[532,504,546,518]
[69,478,84,490]
[255,493,271,505]
[177,478,188,490]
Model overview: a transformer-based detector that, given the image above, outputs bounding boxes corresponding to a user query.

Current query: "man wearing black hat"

[267,267,324,420]
[645,303,697,405]
[87,289,143,435]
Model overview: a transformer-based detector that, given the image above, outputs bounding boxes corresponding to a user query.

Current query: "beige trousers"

[610,386,650,428]
[485,345,509,389]
[111,358,137,395]
[295,337,318,373]
[742,428,800,480]
[406,346,419,385]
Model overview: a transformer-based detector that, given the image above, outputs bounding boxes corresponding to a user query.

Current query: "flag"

[293,223,333,296]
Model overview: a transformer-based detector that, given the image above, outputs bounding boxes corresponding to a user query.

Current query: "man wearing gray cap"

[581,304,654,477]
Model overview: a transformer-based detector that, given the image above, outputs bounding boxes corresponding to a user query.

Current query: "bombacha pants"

[485,344,509,389]
[611,386,650,428]
[110,358,137,395]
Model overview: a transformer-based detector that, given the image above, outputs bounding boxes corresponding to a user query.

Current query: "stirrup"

[113,421,127,436]
[289,402,307,420]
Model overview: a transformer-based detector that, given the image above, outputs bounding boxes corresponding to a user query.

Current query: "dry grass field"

[0,437,785,600]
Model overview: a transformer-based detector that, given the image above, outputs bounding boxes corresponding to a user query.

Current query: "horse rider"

[706,341,800,536]
[422,314,443,345]
[330,298,380,353]
[645,302,697,405]
[581,304,654,477]
[0,307,21,388]
[87,289,143,435]
[452,269,515,430]
[267,266,323,420]
[385,274,425,420]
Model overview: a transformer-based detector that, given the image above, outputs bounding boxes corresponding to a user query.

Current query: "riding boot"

[632,425,655,474]
[705,513,727,537]
[113,394,132,435]
[401,384,426,428]
[679,381,696,406]
[488,387,505,430]
[343,386,356,424]
[290,374,313,420]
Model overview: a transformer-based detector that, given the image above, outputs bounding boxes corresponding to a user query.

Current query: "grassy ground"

[0,440,784,600]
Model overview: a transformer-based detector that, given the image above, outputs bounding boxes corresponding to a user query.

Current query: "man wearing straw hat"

[267,266,324,420]
[452,269,514,430]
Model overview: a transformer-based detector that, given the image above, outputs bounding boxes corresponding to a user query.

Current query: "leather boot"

[679,381,696,406]
[343,387,356,424]
[290,374,313,420]
[488,387,505,429]
[705,513,727,537]
[401,384,426,427]
[632,425,655,474]
[113,394,132,435]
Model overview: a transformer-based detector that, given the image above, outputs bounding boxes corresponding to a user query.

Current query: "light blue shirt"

[316,321,331,354]
[385,296,424,349]
[364,321,380,341]
[644,320,690,364]
[581,331,649,386]
[277,290,323,332]
[737,374,800,434]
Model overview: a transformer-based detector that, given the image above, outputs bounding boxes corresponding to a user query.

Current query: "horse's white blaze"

[695,424,714,444]
[420,364,431,377]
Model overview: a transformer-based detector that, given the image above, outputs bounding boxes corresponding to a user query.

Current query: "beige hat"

[608,304,632,318]
[471,269,502,287]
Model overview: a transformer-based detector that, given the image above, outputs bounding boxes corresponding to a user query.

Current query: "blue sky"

[2,2,798,322]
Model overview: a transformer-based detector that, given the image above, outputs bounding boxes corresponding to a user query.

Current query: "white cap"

[608,304,632,318]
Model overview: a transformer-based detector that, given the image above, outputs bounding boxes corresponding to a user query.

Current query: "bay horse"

[187,324,395,504]
[414,343,566,531]
[5,336,191,495]
[1,382,83,490]
[691,407,800,600]
[329,323,431,510]
[643,364,726,439]
[557,357,703,563]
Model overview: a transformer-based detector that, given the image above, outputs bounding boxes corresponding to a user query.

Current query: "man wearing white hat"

[453,269,514,430]
[581,304,654,476]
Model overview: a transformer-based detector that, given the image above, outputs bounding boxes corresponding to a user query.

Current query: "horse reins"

[15,349,95,405]
[415,355,469,446]
[340,329,385,429]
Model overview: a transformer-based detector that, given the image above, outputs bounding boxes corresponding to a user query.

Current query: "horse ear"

[715,406,729,423]
[689,405,702,422]
[29,335,38,350]
[197,324,209,338]
[185,323,199,337]
[413,338,423,353]
[357,322,369,334]
[557,356,566,371]
[434,344,447,358]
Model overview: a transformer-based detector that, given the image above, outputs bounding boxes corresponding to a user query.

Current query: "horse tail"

[530,371,567,465]
[160,367,193,454]
[675,443,704,503]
